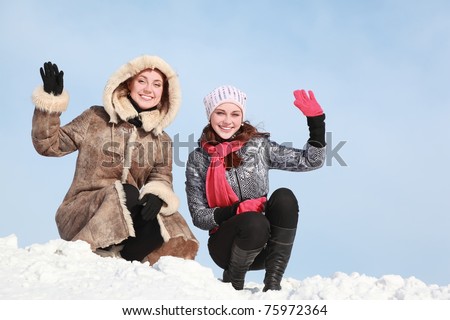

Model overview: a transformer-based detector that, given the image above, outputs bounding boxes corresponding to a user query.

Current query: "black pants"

[119,184,164,261]
[208,187,299,270]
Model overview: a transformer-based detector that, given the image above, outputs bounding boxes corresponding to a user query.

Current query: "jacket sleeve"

[264,137,326,172]
[31,86,89,157]
[185,149,218,231]
[140,134,179,216]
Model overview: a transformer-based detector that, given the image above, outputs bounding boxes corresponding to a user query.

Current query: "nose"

[143,83,153,93]
[223,114,232,124]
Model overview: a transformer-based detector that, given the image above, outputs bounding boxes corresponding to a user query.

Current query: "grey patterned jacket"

[185,135,326,232]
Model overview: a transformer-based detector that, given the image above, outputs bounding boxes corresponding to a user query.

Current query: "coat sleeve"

[139,134,179,216]
[185,149,218,231]
[264,137,326,172]
[31,86,89,157]
[265,114,326,171]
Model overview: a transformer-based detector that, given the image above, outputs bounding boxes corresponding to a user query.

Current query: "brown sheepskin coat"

[31,55,198,264]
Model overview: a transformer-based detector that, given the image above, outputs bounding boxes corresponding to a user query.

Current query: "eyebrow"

[137,75,163,82]
[215,107,241,113]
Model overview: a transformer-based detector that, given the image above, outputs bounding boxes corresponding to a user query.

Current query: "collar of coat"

[103,55,181,135]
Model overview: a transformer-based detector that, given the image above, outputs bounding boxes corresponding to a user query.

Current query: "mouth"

[219,125,234,131]
[140,95,153,101]
[139,94,154,101]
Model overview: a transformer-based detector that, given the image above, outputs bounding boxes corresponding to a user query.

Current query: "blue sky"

[1,0,449,286]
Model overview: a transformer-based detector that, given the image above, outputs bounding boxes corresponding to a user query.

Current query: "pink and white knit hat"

[203,85,247,120]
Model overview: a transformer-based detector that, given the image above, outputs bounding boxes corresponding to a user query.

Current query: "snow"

[1,234,449,300]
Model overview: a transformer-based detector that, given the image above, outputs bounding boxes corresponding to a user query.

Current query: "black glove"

[139,193,163,221]
[39,61,64,96]
[213,202,240,225]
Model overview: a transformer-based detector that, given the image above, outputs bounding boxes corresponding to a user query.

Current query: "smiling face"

[209,102,243,140]
[128,69,164,110]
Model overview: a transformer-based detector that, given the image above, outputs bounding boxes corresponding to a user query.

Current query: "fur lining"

[102,55,181,135]
[114,181,135,237]
[32,86,69,113]
[112,92,139,122]
[157,214,170,242]
[157,211,199,243]
[140,109,163,133]
[140,180,179,216]
[121,127,137,183]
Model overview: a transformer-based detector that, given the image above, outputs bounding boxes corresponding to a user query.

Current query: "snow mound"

[1,234,449,300]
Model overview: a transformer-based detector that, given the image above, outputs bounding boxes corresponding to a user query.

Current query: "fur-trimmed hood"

[103,55,181,135]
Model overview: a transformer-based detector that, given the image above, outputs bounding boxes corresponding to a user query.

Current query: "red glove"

[236,197,267,214]
[293,89,324,117]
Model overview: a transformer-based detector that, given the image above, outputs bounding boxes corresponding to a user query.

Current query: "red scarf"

[201,141,243,208]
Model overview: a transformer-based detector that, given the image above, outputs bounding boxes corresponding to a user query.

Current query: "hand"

[40,61,64,95]
[236,197,267,214]
[293,89,323,117]
[139,193,163,221]
[213,202,240,225]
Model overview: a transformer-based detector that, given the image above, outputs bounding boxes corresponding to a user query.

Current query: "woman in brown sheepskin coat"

[31,55,198,264]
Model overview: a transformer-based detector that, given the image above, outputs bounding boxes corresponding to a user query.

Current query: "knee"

[122,183,140,201]
[122,183,141,217]
[236,213,270,249]
[269,188,299,212]
[266,188,299,228]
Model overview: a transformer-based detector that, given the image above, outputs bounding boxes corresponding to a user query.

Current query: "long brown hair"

[201,121,268,168]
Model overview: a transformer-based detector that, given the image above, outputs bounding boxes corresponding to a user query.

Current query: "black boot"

[225,243,264,290]
[263,225,297,292]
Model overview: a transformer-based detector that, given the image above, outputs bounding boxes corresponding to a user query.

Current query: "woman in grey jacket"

[185,85,326,291]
